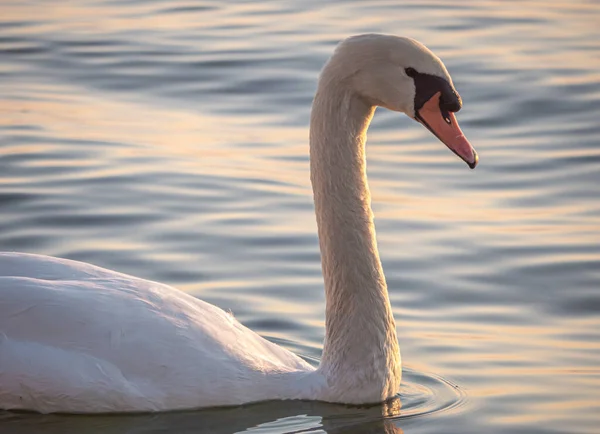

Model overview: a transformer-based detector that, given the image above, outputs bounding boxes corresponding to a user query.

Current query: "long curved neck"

[310,75,401,402]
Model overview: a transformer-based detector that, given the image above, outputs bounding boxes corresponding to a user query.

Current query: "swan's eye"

[405,67,417,78]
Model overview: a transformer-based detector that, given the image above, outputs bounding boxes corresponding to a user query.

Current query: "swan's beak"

[415,92,478,169]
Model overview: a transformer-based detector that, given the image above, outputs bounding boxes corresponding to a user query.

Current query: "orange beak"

[415,92,478,169]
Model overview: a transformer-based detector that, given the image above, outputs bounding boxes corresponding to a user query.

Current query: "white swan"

[0,34,477,414]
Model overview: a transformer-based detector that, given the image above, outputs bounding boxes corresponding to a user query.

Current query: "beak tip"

[467,150,479,169]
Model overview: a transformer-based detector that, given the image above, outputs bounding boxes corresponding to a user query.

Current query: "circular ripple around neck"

[296,352,465,421]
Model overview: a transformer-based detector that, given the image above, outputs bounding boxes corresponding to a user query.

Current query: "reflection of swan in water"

[0,398,404,434]
[0,34,477,413]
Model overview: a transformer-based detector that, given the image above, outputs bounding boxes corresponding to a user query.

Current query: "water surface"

[1,0,599,433]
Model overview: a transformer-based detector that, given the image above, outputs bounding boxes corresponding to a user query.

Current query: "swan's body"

[0,253,318,412]
[0,34,477,413]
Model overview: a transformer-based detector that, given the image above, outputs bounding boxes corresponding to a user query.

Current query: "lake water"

[1,0,599,433]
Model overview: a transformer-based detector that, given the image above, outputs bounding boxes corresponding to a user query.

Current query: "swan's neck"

[310,77,401,402]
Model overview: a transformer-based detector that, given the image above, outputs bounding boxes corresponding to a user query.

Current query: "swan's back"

[0,253,314,413]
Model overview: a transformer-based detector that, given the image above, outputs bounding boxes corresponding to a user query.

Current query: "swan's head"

[325,34,478,168]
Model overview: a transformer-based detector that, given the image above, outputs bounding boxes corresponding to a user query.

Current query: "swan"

[0,34,477,414]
